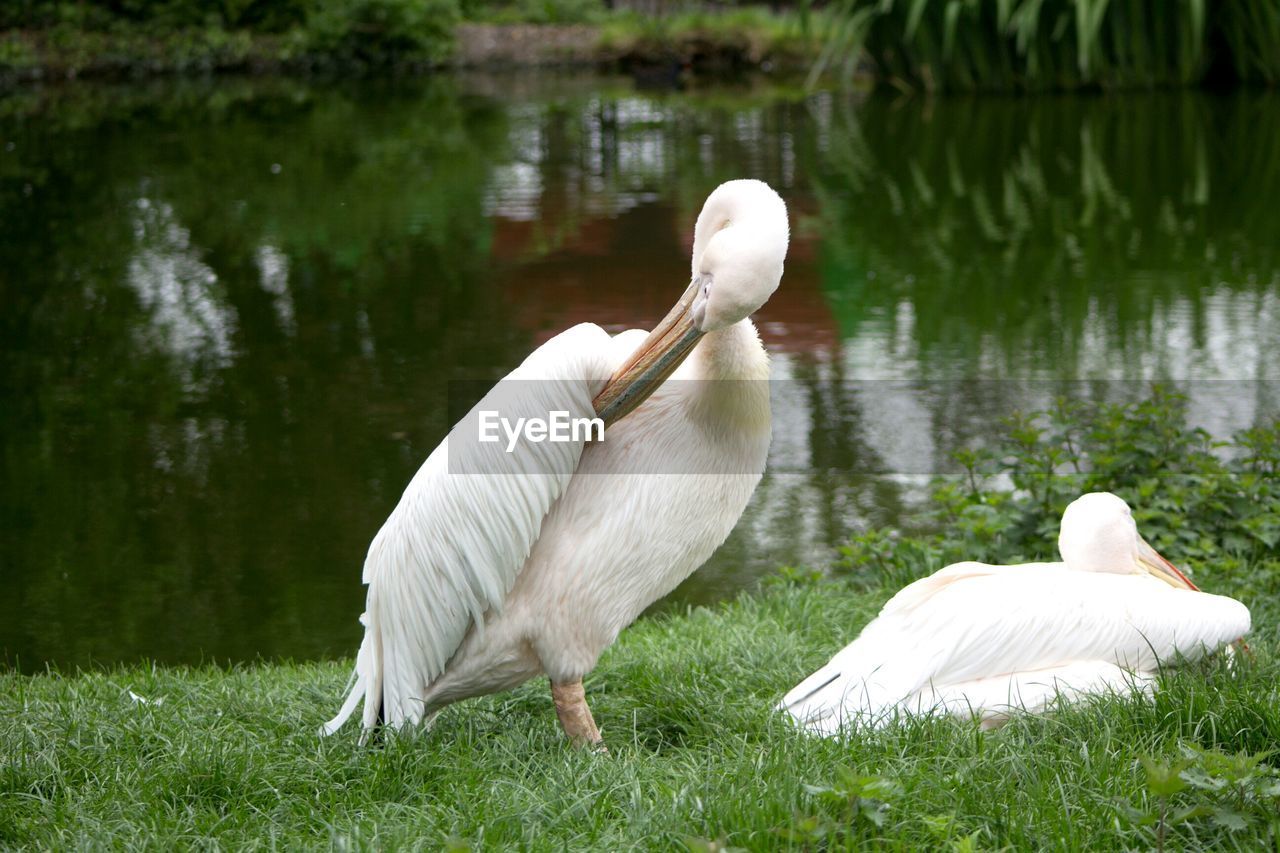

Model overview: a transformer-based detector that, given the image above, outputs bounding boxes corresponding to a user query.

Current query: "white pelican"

[323,179,789,746]
[781,492,1250,734]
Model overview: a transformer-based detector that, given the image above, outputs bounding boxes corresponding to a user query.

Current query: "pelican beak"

[1136,535,1199,591]
[593,278,705,425]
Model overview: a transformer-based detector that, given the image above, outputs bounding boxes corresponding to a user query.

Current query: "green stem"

[1157,797,1167,853]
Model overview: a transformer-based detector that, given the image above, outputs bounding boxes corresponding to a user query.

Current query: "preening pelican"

[781,492,1250,734]
[323,179,789,746]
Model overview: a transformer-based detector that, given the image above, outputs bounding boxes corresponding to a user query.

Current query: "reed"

[1217,0,1280,85]
[815,0,1279,92]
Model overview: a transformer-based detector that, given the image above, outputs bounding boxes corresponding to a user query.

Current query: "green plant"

[1217,0,1280,84]
[815,0,1280,91]
[836,387,1280,592]
[1180,745,1280,825]
[303,0,459,64]
[1120,746,1280,849]
[461,0,605,25]
[0,35,40,72]
[779,768,902,843]
[762,564,824,588]
[1124,755,1197,853]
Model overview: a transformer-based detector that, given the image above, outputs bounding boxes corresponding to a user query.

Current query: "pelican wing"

[782,563,1250,734]
[908,661,1158,729]
[323,323,618,735]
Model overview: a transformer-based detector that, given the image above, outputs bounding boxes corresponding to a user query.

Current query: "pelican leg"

[551,680,606,750]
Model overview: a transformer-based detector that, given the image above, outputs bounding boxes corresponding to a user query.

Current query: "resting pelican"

[323,179,789,746]
[781,492,1251,734]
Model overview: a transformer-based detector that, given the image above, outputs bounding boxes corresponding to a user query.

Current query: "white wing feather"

[906,661,1157,730]
[322,323,616,735]
[782,562,1250,734]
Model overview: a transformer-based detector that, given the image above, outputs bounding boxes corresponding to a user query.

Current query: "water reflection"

[127,196,238,387]
[1,76,1277,671]
[255,244,295,336]
[814,94,1280,381]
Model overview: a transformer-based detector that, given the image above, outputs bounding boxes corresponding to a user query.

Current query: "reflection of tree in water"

[797,354,908,534]
[812,92,1280,383]
[484,84,810,264]
[126,197,237,391]
[664,352,911,609]
[254,244,295,336]
[803,91,1280,495]
[0,80,531,671]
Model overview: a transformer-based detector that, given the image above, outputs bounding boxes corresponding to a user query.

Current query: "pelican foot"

[551,680,606,752]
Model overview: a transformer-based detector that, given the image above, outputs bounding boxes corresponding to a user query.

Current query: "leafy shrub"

[224,0,312,31]
[1,0,240,29]
[0,0,450,40]
[782,769,902,843]
[0,35,40,72]
[302,0,459,64]
[1121,745,1280,851]
[836,387,1280,590]
[461,0,605,25]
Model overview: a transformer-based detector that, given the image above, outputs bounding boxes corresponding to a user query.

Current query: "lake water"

[2,74,1278,672]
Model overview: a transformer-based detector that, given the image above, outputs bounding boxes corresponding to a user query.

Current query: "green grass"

[5,396,1277,847]
[4,566,1280,849]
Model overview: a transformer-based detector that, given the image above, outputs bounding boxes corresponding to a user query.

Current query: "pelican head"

[594,179,789,423]
[689,179,790,332]
[1057,492,1198,589]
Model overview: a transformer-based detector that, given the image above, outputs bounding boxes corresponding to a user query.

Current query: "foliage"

[0,0,822,76]
[761,564,825,588]
[460,0,606,25]
[0,0,302,31]
[17,24,261,75]
[789,768,902,842]
[301,0,459,65]
[0,0,588,29]
[838,387,1280,590]
[0,0,460,72]
[945,388,1279,565]
[815,0,1280,91]
[1120,746,1280,851]
[1216,0,1280,85]
[0,34,39,72]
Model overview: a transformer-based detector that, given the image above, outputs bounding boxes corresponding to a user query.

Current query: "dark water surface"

[2,75,1278,671]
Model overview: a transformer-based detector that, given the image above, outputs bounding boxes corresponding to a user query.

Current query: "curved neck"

[681,318,771,434]
[692,319,770,382]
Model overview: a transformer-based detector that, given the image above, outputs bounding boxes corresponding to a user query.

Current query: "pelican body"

[781,493,1251,734]
[324,180,790,745]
